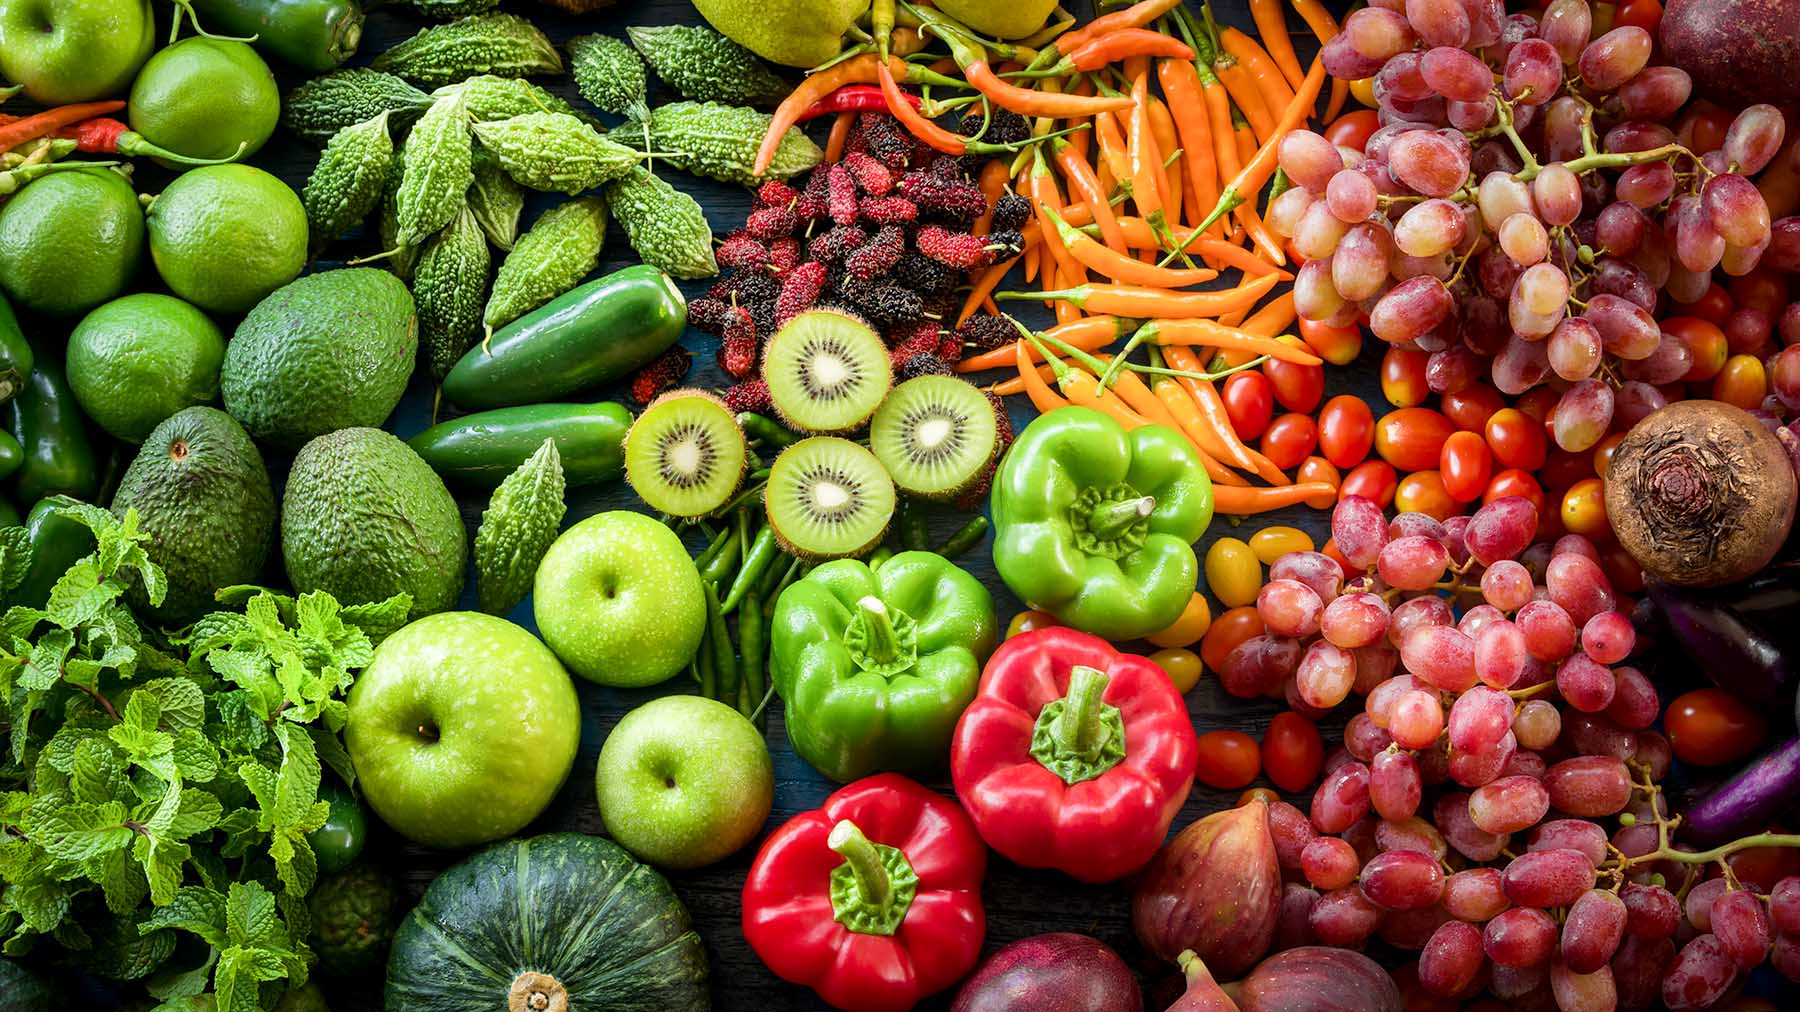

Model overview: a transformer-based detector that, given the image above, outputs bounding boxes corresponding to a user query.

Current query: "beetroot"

[1132,799,1282,978]
[1230,947,1402,1012]
[949,933,1142,1012]
[1661,0,1800,104]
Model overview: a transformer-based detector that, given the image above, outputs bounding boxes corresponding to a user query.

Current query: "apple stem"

[856,596,900,665]
[827,820,892,908]
[1052,665,1112,758]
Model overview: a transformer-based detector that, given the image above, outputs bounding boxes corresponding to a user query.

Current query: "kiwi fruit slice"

[624,390,747,517]
[762,308,893,434]
[766,437,896,560]
[870,376,999,500]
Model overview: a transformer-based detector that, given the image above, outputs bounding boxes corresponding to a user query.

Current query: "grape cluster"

[1234,494,1800,1009]
[1266,0,1790,453]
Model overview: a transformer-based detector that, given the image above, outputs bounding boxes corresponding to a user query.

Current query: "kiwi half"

[766,437,896,560]
[624,390,747,517]
[762,309,893,434]
[870,376,999,500]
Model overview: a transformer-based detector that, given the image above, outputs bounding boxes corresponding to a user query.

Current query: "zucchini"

[187,0,364,73]
[0,293,35,407]
[442,265,685,411]
[409,402,631,489]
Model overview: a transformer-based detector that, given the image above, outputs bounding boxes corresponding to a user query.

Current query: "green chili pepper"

[738,586,765,718]
[707,580,738,703]
[722,524,778,614]
[696,622,718,699]
[900,501,929,552]
[699,525,743,587]
[738,412,800,449]
[935,516,990,560]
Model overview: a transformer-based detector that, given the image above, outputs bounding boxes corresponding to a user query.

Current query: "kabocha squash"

[385,833,710,1012]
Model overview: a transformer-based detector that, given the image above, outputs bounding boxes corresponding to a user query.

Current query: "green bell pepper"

[771,551,997,783]
[991,406,1213,641]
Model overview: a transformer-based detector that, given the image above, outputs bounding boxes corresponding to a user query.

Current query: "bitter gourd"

[414,205,491,381]
[410,0,498,18]
[393,92,473,248]
[434,75,580,122]
[605,166,718,280]
[473,438,566,615]
[470,112,642,194]
[283,69,433,145]
[483,196,608,338]
[371,13,563,89]
[467,143,523,250]
[568,33,649,121]
[626,24,789,108]
[302,111,394,250]
[617,101,821,185]
[377,154,420,281]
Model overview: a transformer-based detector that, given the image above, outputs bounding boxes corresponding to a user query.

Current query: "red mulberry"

[844,225,906,282]
[767,236,801,273]
[755,179,798,208]
[688,297,731,336]
[776,261,828,325]
[859,195,919,226]
[718,306,758,379]
[716,231,770,271]
[887,321,942,366]
[827,164,860,226]
[746,204,797,240]
[916,224,994,269]
[843,151,895,196]
[809,224,867,263]
[722,379,772,414]
[631,347,690,405]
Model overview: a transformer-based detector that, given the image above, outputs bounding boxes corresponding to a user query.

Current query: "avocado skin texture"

[282,427,466,620]
[111,407,276,626]
[221,268,418,449]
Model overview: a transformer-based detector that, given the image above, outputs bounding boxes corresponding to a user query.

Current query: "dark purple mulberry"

[892,252,959,295]
[842,278,926,330]
[858,113,914,168]
[990,193,1031,233]
[899,172,988,222]
[808,224,867,263]
[957,314,1016,353]
[897,353,953,381]
[688,297,732,336]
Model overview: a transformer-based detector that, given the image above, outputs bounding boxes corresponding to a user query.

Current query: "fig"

[1167,951,1239,1011]
[1233,947,1402,1012]
[1132,798,1281,978]
[950,933,1142,1012]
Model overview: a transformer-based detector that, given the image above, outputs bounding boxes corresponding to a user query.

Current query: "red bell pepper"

[950,626,1199,883]
[742,773,987,1012]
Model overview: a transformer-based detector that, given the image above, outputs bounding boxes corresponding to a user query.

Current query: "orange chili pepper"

[1145,371,1252,486]
[964,60,1135,118]
[1023,242,1042,283]
[1160,345,1273,477]
[1028,149,1087,284]
[1066,30,1194,73]
[876,60,970,155]
[1042,205,1218,288]
[1000,272,1280,319]
[959,316,1138,373]
[1126,71,1170,226]
[1016,336,1069,414]
[1050,265,1083,326]
[1214,54,1277,143]
[1133,319,1322,364]
[1147,97,1183,220]
[1053,139,1129,254]
[1156,60,1220,233]
[1289,0,1350,120]
[1219,27,1296,115]
[1055,0,1185,54]
[825,111,855,162]
[1250,0,1306,90]
[1214,482,1338,514]
[958,256,1018,326]
[1240,291,1298,338]
[972,158,1011,236]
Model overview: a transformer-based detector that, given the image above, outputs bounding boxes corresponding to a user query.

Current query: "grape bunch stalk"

[1263,0,1791,454]
[1232,494,1800,1009]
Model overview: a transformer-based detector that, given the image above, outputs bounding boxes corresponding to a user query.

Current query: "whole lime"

[0,168,143,317]
[147,165,307,315]
[67,294,226,443]
[127,37,278,163]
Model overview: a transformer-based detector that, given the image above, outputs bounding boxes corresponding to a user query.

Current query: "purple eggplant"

[1646,579,1797,710]
[1680,736,1800,845]
[950,934,1143,1012]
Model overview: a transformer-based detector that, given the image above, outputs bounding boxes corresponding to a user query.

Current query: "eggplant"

[1646,579,1798,710]
[1680,736,1800,845]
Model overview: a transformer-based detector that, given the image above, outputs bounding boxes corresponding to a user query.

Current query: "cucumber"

[409,402,630,489]
[187,0,365,72]
[0,293,34,407]
[442,265,685,410]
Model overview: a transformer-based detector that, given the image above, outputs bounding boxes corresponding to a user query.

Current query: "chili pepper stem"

[1088,496,1154,539]
[1051,665,1112,758]
[828,820,894,907]
[857,596,902,664]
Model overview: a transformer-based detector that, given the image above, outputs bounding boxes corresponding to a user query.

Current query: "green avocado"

[111,407,275,626]
[282,427,466,620]
[220,268,417,449]
[309,863,401,977]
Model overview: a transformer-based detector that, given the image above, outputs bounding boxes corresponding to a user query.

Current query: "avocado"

[111,407,275,626]
[282,427,466,619]
[220,268,417,449]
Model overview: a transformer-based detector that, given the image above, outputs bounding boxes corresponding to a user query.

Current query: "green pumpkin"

[385,833,709,1011]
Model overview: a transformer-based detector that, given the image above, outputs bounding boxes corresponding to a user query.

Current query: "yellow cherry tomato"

[1248,526,1315,564]
[1714,354,1768,410]
[1350,76,1377,108]
[1149,647,1204,694]
[1147,592,1213,648]
[1204,537,1262,607]
[1006,610,1057,639]
[1560,478,1610,538]
[1394,470,1458,521]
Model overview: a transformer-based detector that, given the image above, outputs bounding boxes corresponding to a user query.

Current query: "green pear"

[935,0,1059,39]
[690,0,871,67]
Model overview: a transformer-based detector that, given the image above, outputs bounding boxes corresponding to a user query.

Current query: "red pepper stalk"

[742,773,987,1012]
[950,626,1200,883]
[58,118,246,166]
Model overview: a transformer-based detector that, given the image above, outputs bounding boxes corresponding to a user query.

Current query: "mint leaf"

[90,845,148,915]
[46,561,125,630]
[33,801,131,862]
[268,827,317,896]
[132,833,189,906]
[0,526,32,601]
[215,944,285,1012]
[338,591,412,643]
[170,730,220,784]
[71,738,127,805]
[224,881,277,949]
[19,627,73,690]
[133,679,207,735]
[272,724,321,828]
[146,945,217,1000]
[140,886,226,948]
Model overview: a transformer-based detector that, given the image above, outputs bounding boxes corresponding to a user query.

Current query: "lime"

[127,37,278,163]
[67,294,226,443]
[147,165,307,315]
[0,168,143,317]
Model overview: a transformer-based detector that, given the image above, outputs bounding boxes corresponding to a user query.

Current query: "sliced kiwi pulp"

[766,437,896,560]
[624,390,747,517]
[762,309,893,434]
[870,375,999,500]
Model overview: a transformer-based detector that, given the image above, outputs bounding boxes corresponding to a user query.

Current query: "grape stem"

[1493,96,1541,173]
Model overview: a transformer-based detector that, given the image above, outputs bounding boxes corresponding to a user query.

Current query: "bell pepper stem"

[828,820,893,908]
[1088,496,1154,540]
[1052,665,1112,758]
[856,596,901,664]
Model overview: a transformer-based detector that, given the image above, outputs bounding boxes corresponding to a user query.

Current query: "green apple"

[596,695,773,869]
[534,510,706,687]
[345,612,580,849]
[0,0,154,105]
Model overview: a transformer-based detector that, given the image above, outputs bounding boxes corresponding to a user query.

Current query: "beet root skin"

[1661,0,1800,104]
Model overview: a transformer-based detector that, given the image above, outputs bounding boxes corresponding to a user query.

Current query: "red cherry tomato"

[1262,712,1325,792]
[1395,470,1459,520]
[1201,606,1265,674]
[1483,468,1544,514]
[1483,407,1549,471]
[1374,407,1455,473]
[1323,109,1380,152]
[1195,729,1262,789]
[1729,267,1790,317]
[1221,371,1275,441]
[1340,459,1399,508]
[1599,543,1644,593]
[1380,346,1430,408]
[1298,315,1363,366]
[1592,433,1626,479]
[1539,446,1596,491]
[1666,316,1730,383]
[1514,386,1559,423]
[1440,383,1504,433]
[1688,281,1733,325]
[1264,349,1325,414]
[1321,537,1354,578]
[1296,456,1341,508]
[1438,430,1493,503]
[1317,395,1375,468]
[1614,0,1662,32]
[1665,688,1769,767]
[1260,412,1319,470]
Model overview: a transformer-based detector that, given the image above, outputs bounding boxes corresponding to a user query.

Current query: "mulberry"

[916,224,994,269]
[716,231,771,271]
[844,279,926,330]
[987,228,1027,260]
[718,306,758,379]
[845,225,906,282]
[859,195,919,226]
[756,179,798,208]
[991,193,1031,233]
[960,106,1030,147]
[887,320,942,364]
[897,353,953,381]
[842,151,895,196]
[808,224,867,263]
[958,313,1016,353]
[776,261,828,324]
[722,379,771,414]
[859,113,913,167]
[892,252,959,294]
[746,299,777,337]
[746,203,797,240]
[767,236,801,273]
[827,164,860,226]
[688,297,731,336]
[937,333,964,364]
[710,270,779,306]
[899,172,988,222]
[630,347,690,405]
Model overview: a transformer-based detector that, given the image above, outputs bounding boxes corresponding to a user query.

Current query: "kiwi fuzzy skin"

[623,389,748,518]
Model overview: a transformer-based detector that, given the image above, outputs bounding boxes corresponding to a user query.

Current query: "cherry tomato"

[1248,526,1315,563]
[1560,477,1610,538]
[1665,688,1769,767]
[1264,342,1325,413]
[1320,537,1354,578]
[1664,316,1729,383]
[1201,605,1265,673]
[1317,395,1375,468]
[1613,0,1662,31]
[1514,386,1559,422]
[1298,315,1363,365]
[1195,729,1262,789]
[1714,353,1768,409]
[1395,470,1458,520]
[1261,711,1325,792]
[1438,430,1493,503]
[1150,647,1204,694]
[1688,281,1733,325]
[1678,101,1733,154]
[1599,543,1644,593]
[1221,370,1275,441]
[1483,468,1545,514]
[1484,407,1549,470]
[1540,446,1596,491]
[1296,456,1341,508]
[1323,108,1380,152]
[1147,592,1213,649]
[1350,75,1377,109]
[1724,828,1800,891]
[1381,346,1430,407]
[1206,538,1263,608]
[1260,412,1319,470]
[1440,382,1504,432]
[1592,433,1626,478]
[1374,407,1455,473]
[1729,268,1790,316]
[1006,610,1058,639]
[1340,459,1399,508]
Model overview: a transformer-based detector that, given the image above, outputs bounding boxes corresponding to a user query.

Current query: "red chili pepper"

[742,774,986,1012]
[1067,28,1194,72]
[0,100,123,153]
[798,84,918,123]
[55,117,244,166]
[950,626,1198,883]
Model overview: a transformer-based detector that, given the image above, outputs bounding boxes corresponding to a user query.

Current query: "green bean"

[698,526,743,587]
[935,516,990,560]
[757,548,793,599]
[721,471,772,515]
[737,587,764,718]
[738,412,801,449]
[693,523,732,570]
[772,556,807,599]
[695,624,717,700]
[900,501,929,552]
[706,581,737,703]
[721,524,778,614]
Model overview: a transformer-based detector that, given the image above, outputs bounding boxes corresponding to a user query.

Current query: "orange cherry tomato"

[1440,382,1504,433]
[1380,346,1430,407]
[1592,433,1626,478]
[1262,711,1325,792]
[1484,407,1549,471]
[1195,729,1262,789]
[1222,370,1275,441]
[1665,688,1770,767]
[1514,386,1559,422]
[1264,340,1325,413]
[1317,394,1376,468]
[1395,470,1459,520]
[1298,315,1363,365]
[1296,456,1341,508]
[1714,353,1768,409]
[1321,537,1353,577]
[1201,605,1265,673]
[1323,108,1380,152]
[1560,477,1610,538]
[1267,410,1324,468]
[1729,267,1789,316]
[1438,430,1493,503]
[1689,281,1733,325]
[1340,459,1399,508]
[1483,468,1544,514]
[1374,407,1455,473]
[1666,316,1730,383]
